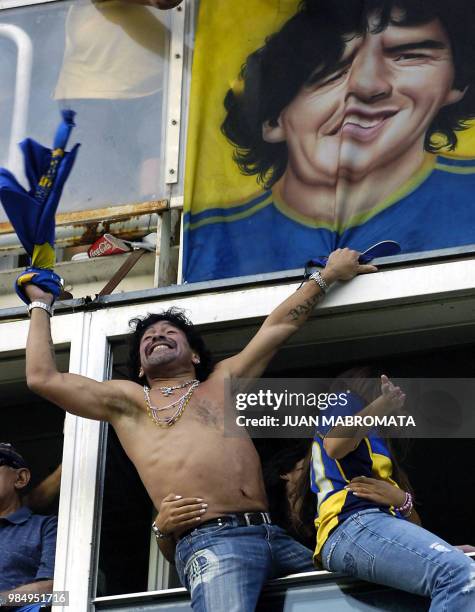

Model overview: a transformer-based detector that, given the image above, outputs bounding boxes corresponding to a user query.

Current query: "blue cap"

[0,443,28,469]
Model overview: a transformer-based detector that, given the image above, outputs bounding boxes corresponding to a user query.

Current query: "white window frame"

[0,0,191,287]
[2,257,475,610]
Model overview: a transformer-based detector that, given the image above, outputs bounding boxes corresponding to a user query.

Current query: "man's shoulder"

[13,508,57,535]
[103,378,144,418]
[104,378,141,392]
[33,512,58,531]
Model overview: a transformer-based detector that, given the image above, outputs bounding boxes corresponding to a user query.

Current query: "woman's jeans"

[175,520,314,612]
[322,508,475,611]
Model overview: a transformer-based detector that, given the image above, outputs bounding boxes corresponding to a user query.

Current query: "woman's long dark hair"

[263,441,316,548]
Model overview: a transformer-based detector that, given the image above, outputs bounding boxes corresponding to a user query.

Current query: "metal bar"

[168,0,196,203]
[154,210,174,287]
[92,552,475,605]
[164,2,185,184]
[0,24,32,175]
[53,313,110,612]
[3,252,475,323]
[0,200,168,236]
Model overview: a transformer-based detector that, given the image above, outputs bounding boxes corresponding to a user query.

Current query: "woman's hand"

[345,476,407,507]
[154,493,208,537]
[380,375,406,413]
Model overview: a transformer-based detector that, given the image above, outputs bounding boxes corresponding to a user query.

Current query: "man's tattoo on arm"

[287,293,322,321]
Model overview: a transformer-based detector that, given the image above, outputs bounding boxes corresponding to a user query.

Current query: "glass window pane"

[0,0,170,225]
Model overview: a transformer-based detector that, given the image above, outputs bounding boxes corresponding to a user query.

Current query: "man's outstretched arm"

[25,285,132,422]
[217,249,377,379]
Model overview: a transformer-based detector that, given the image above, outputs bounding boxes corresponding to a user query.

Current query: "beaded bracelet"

[395,491,413,517]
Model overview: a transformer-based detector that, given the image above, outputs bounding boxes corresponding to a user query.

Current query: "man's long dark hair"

[222,0,475,189]
[128,308,214,383]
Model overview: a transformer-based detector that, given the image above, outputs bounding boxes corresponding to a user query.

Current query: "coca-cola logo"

[90,241,112,257]
[88,238,114,258]
[88,235,130,258]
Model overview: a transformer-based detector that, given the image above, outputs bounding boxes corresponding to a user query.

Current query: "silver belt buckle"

[244,512,270,526]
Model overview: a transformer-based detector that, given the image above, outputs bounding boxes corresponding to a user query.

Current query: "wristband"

[151,521,172,540]
[28,301,54,317]
[309,270,329,294]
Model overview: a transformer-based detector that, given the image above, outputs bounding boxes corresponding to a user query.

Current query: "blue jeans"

[175,520,314,612]
[322,508,475,611]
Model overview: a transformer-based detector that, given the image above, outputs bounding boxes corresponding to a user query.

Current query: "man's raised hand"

[324,248,378,282]
[24,284,54,306]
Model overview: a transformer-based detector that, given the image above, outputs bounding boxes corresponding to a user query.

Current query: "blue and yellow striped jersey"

[311,433,402,564]
[184,154,475,282]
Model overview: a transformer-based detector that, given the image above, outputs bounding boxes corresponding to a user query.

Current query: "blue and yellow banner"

[0,110,79,303]
[183,0,475,282]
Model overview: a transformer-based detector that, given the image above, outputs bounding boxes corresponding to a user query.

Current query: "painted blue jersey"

[184,155,475,282]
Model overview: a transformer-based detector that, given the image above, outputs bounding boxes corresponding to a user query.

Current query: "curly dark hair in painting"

[222,0,475,189]
[128,308,214,383]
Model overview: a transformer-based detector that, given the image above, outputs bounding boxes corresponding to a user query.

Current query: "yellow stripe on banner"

[435,163,475,175]
[340,154,436,231]
[184,0,300,215]
[32,243,56,269]
[186,193,273,231]
[272,185,338,231]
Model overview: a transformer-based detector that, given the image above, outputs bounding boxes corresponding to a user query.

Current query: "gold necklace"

[144,381,199,428]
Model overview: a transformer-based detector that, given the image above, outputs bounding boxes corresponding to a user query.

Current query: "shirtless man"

[25,248,375,611]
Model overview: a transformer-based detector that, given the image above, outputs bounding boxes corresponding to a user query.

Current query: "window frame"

[0,0,189,278]
[0,256,471,610]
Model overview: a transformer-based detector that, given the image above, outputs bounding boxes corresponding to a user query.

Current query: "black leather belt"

[178,511,272,541]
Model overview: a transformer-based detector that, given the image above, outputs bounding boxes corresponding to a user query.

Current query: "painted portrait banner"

[183,0,475,283]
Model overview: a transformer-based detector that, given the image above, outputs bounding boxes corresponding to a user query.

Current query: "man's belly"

[134,436,269,518]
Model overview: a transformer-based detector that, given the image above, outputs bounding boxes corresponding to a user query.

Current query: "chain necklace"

[150,379,199,397]
[144,387,192,413]
[144,381,200,428]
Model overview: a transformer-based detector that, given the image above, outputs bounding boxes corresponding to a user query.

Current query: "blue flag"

[0,110,80,303]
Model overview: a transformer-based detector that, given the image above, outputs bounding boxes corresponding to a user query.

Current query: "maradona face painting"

[183,0,475,282]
